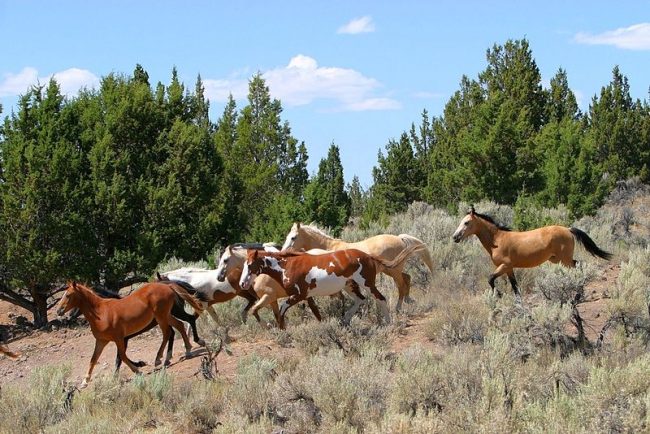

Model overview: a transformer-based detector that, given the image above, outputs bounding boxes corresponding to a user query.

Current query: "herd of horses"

[1,208,612,387]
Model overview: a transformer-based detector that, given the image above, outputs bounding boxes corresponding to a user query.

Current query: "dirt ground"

[0,262,618,388]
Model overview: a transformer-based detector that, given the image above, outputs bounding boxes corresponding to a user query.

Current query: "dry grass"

[5,181,650,433]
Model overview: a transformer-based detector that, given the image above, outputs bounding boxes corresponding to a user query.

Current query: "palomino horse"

[215,245,323,329]
[240,245,425,325]
[282,223,435,311]
[452,206,612,297]
[56,282,203,387]
[0,343,19,359]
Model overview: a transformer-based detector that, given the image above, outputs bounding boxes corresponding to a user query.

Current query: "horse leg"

[82,339,108,388]
[117,319,158,370]
[488,264,509,297]
[402,272,414,304]
[367,284,391,324]
[167,315,193,359]
[238,291,260,324]
[507,272,522,300]
[114,338,141,375]
[279,294,302,320]
[155,321,172,367]
[306,297,322,321]
[165,326,175,366]
[383,268,408,312]
[249,294,272,328]
[270,300,285,330]
[205,305,219,324]
[343,282,366,324]
[172,303,204,347]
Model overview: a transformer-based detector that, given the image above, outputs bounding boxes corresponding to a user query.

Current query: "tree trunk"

[30,286,49,328]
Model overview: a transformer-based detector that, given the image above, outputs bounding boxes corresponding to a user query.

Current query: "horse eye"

[465,221,469,226]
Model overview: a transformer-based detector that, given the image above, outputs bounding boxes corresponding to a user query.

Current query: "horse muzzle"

[452,234,462,243]
[216,271,226,282]
[56,307,65,317]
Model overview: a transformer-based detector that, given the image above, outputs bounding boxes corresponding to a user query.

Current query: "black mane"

[472,211,512,231]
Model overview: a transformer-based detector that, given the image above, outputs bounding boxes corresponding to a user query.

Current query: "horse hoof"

[134,360,147,368]
[80,379,89,389]
[197,339,206,347]
[164,359,171,367]
[185,351,193,359]
[405,296,415,304]
[154,359,162,367]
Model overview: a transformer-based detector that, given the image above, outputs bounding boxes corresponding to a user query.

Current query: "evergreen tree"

[0,81,89,325]
[347,175,366,218]
[303,144,351,234]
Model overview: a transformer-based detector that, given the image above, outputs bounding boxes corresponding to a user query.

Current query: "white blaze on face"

[215,250,230,279]
[453,214,472,241]
[239,260,254,289]
[282,225,299,250]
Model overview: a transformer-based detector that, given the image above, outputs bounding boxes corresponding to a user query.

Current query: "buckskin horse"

[56,281,203,387]
[239,244,425,326]
[452,206,612,297]
[281,223,435,311]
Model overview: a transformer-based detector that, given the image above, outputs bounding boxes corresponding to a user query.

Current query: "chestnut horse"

[0,343,19,359]
[281,223,435,311]
[452,206,612,297]
[56,282,203,387]
[240,244,425,325]
[216,245,323,329]
[92,283,207,371]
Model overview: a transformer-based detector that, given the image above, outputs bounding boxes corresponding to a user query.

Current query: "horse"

[281,223,435,311]
[90,283,207,371]
[452,206,612,297]
[239,244,426,325]
[56,281,203,387]
[215,244,324,329]
[0,343,19,359]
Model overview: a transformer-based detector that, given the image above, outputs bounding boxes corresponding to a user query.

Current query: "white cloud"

[0,67,99,98]
[0,67,39,97]
[337,16,375,34]
[574,23,650,50]
[204,55,401,112]
[48,68,100,96]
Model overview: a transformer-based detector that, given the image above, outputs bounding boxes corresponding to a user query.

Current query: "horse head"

[452,206,479,243]
[215,245,236,282]
[239,250,263,290]
[282,222,302,250]
[56,282,82,316]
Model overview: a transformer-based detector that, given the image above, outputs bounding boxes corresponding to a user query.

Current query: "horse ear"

[228,245,233,254]
[72,281,78,289]
[469,205,475,215]
[296,222,301,230]
[252,249,259,259]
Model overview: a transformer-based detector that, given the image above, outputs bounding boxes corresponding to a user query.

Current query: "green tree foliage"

[303,144,351,235]
[0,81,90,325]
[347,175,366,218]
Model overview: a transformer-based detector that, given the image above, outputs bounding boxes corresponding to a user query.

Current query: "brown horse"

[281,223,435,311]
[452,206,612,297]
[216,245,323,329]
[240,245,425,325]
[56,281,203,387]
[0,343,20,359]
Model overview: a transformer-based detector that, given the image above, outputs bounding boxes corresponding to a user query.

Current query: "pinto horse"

[239,245,425,325]
[281,223,435,311]
[215,245,323,329]
[56,282,203,387]
[452,206,612,297]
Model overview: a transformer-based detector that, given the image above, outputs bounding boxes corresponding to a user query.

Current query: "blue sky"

[1,1,649,186]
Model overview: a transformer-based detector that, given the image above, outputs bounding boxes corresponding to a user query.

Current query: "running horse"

[215,245,324,329]
[239,244,425,325]
[452,206,612,297]
[56,281,203,387]
[281,223,435,311]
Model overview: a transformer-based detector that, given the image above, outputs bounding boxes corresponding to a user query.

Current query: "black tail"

[570,227,612,261]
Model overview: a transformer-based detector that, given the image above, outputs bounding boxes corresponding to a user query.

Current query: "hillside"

[1,180,649,433]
